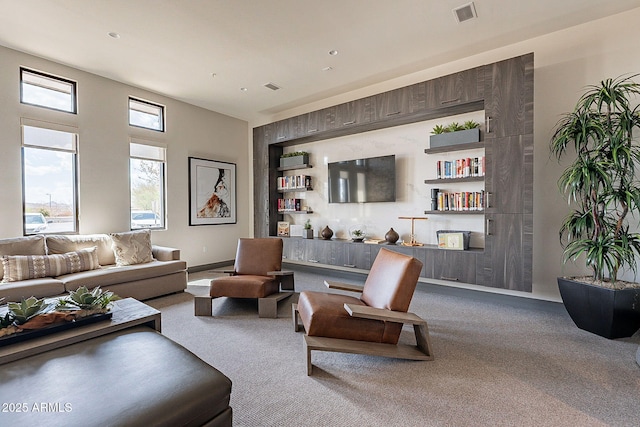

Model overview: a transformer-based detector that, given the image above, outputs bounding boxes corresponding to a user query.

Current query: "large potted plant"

[550,75,640,339]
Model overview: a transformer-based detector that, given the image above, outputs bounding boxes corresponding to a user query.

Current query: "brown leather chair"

[194,238,294,318]
[293,248,434,374]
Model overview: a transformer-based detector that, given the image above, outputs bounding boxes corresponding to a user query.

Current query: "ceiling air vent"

[452,2,477,23]
[263,82,281,91]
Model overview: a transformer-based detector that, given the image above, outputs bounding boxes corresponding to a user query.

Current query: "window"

[22,120,78,235]
[129,98,164,131]
[20,68,77,113]
[130,141,166,230]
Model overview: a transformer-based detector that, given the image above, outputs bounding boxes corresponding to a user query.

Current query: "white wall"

[252,8,640,301]
[0,46,250,268]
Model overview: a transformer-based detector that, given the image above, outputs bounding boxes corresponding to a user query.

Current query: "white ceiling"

[1,0,639,123]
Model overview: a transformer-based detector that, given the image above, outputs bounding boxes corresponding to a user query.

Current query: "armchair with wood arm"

[194,237,293,318]
[293,247,434,375]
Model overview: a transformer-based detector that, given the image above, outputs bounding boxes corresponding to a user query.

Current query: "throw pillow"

[110,229,154,266]
[1,246,100,282]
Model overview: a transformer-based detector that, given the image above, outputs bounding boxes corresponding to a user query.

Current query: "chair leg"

[292,303,301,332]
[414,322,434,360]
[194,295,213,316]
[258,292,293,318]
[304,335,313,375]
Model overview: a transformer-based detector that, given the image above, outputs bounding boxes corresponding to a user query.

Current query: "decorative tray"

[0,312,113,347]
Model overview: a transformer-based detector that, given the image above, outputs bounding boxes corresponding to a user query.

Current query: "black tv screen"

[328,155,396,203]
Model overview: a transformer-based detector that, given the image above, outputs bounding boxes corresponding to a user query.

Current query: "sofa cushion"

[1,247,100,282]
[46,234,116,266]
[0,235,46,281]
[0,277,65,301]
[110,230,154,266]
[59,259,187,290]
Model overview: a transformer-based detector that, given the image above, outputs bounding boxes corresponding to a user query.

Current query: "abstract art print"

[189,157,236,225]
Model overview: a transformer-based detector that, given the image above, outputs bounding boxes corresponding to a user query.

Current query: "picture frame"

[277,221,290,237]
[189,157,236,225]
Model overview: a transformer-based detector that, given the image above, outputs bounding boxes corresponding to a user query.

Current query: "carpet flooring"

[146,268,640,427]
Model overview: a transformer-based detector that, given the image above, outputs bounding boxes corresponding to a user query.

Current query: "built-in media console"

[253,53,533,292]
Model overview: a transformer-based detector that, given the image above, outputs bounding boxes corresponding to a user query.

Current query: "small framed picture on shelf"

[277,221,290,237]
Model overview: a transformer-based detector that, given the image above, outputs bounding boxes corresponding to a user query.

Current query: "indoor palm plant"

[550,75,640,339]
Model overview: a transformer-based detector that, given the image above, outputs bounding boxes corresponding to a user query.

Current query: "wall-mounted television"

[328,155,396,203]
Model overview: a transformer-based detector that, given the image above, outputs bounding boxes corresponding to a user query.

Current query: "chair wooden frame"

[293,280,434,375]
[194,270,294,318]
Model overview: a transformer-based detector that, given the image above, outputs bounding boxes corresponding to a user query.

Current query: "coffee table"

[0,297,160,365]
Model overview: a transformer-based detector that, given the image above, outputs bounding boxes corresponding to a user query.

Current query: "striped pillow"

[1,246,100,283]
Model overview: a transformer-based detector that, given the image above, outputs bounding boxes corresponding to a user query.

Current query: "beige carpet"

[146,268,640,427]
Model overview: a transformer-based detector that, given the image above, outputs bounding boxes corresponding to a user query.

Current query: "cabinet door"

[335,98,371,129]
[275,117,302,143]
[482,213,530,292]
[372,87,409,120]
[304,239,329,264]
[484,135,523,215]
[408,82,427,114]
[343,243,371,269]
[428,68,483,109]
[433,250,477,284]
[484,53,534,139]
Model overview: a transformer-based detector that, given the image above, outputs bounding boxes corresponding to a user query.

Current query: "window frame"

[128,97,165,132]
[21,119,80,235]
[129,139,167,231]
[20,67,78,114]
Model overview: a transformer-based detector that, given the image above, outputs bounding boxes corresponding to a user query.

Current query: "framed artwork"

[189,157,236,225]
[277,221,290,237]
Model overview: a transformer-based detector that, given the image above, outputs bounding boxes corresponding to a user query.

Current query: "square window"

[20,68,77,113]
[129,98,164,131]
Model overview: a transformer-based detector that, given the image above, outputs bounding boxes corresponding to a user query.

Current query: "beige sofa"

[0,233,187,302]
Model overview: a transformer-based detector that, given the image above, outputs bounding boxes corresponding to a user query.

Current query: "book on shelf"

[436,190,485,211]
[277,198,307,212]
[277,174,312,190]
[435,156,484,179]
[364,239,385,244]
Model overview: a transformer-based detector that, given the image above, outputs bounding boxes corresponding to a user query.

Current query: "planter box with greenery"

[429,121,481,149]
[550,75,640,339]
[280,151,309,168]
[302,219,313,239]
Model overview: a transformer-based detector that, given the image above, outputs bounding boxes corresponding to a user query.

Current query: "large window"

[22,120,78,235]
[20,68,77,113]
[129,98,164,131]
[130,141,166,230]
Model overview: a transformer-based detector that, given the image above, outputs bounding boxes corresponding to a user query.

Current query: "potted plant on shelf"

[280,151,309,168]
[302,219,314,239]
[429,120,481,149]
[550,75,640,339]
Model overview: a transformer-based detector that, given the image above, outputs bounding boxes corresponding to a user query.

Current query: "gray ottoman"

[0,326,232,426]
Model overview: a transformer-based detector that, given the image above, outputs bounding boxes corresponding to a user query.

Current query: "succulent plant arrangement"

[280,151,309,158]
[56,286,120,316]
[8,296,49,325]
[431,120,481,134]
[0,287,120,339]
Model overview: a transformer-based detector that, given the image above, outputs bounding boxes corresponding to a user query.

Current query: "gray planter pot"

[430,128,480,149]
[302,229,313,239]
[280,154,309,168]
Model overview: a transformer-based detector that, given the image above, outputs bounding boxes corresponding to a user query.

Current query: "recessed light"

[322,66,334,72]
[328,50,338,56]
[211,73,217,78]
[108,32,120,39]
[240,87,248,92]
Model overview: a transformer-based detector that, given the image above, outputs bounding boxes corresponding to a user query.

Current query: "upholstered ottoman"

[0,326,232,426]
